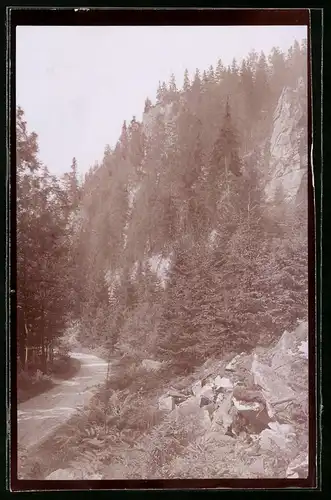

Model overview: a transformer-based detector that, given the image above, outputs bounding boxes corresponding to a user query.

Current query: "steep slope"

[72,39,308,372]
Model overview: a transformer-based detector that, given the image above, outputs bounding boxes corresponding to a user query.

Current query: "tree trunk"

[23,319,29,371]
[41,334,47,373]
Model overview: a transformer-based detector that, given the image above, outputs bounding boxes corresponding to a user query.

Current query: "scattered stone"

[248,457,265,476]
[225,354,242,371]
[259,421,296,451]
[200,395,212,408]
[142,359,162,371]
[233,386,266,405]
[165,388,187,405]
[211,392,236,432]
[215,393,224,406]
[158,395,174,412]
[175,395,201,418]
[215,376,233,390]
[232,398,259,412]
[46,468,83,480]
[286,452,308,478]
[199,383,215,400]
[167,387,186,398]
[203,402,215,417]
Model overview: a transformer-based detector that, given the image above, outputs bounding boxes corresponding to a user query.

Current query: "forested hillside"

[16,38,308,375]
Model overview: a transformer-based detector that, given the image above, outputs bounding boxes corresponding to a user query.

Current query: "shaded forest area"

[16,40,308,384]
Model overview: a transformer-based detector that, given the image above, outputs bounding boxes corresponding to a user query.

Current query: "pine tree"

[169,73,177,94]
[211,99,242,179]
[231,58,239,75]
[156,81,162,103]
[208,64,215,82]
[183,68,190,92]
[215,58,224,83]
[202,69,208,86]
[144,97,152,113]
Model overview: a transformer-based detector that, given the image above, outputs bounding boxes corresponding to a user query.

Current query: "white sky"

[16,25,307,177]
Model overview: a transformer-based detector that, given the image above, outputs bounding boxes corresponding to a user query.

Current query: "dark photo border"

[6,7,322,492]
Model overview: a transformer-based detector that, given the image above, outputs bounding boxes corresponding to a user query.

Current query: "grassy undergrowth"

[18,356,176,479]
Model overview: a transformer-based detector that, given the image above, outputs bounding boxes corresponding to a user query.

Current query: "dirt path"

[18,352,109,450]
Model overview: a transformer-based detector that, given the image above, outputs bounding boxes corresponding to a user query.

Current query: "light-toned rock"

[251,354,296,418]
[142,359,162,371]
[248,457,265,476]
[199,383,215,401]
[211,391,236,432]
[175,395,201,418]
[225,354,242,371]
[298,340,308,359]
[158,395,174,412]
[215,393,224,406]
[46,468,98,480]
[232,398,261,412]
[192,380,214,401]
[174,397,211,432]
[286,452,308,478]
[259,422,296,451]
[265,79,307,203]
[192,380,202,396]
[215,376,233,390]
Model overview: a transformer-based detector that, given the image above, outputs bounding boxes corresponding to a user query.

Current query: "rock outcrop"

[155,320,309,478]
[266,77,308,203]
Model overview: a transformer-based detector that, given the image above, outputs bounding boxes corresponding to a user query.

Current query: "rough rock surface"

[152,320,309,478]
[46,468,102,480]
[266,77,308,203]
[158,395,175,412]
[142,103,175,139]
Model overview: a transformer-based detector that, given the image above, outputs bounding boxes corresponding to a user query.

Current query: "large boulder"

[270,322,308,379]
[225,354,243,372]
[158,395,175,412]
[214,376,233,391]
[211,391,236,433]
[191,380,215,402]
[232,397,270,434]
[175,395,201,419]
[251,354,297,419]
[173,396,212,434]
[259,422,296,452]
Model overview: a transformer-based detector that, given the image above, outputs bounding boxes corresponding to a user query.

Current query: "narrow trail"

[17,352,109,451]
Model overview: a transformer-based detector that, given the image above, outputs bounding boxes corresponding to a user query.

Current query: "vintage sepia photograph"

[11,10,314,488]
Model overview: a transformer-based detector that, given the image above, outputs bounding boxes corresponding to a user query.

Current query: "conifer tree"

[169,73,177,94]
[215,58,224,83]
[144,97,152,113]
[208,64,215,82]
[183,68,190,92]
[156,81,162,103]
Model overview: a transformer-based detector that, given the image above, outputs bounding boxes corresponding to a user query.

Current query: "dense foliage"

[16,39,308,375]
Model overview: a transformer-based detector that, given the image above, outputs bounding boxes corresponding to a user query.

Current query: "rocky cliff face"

[265,77,308,203]
[142,102,175,139]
